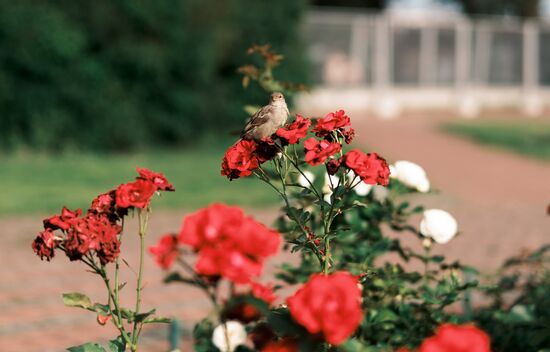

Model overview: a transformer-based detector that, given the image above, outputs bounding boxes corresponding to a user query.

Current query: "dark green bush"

[0,0,309,151]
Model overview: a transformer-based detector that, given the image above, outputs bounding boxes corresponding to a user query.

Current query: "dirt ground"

[1,114,549,351]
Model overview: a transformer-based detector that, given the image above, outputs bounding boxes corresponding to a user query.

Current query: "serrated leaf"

[63,292,92,310]
[67,342,106,352]
[134,308,156,323]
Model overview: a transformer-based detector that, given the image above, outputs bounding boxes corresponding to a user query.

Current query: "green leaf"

[67,342,106,352]
[63,292,92,310]
[108,337,125,352]
[134,309,156,323]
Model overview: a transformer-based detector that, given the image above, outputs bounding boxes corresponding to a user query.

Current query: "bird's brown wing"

[240,105,273,138]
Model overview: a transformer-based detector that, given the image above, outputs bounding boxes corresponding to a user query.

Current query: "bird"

[240,92,289,141]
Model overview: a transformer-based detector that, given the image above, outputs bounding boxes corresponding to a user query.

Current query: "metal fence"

[300,10,550,117]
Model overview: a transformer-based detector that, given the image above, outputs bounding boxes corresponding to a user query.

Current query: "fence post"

[522,20,542,117]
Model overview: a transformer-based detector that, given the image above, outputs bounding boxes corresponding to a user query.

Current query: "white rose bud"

[392,160,430,193]
[420,209,458,244]
[298,171,315,188]
[212,321,247,352]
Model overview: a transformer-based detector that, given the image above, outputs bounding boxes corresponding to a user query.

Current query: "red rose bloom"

[43,207,82,231]
[312,110,351,137]
[276,114,311,144]
[256,137,280,163]
[63,213,122,263]
[326,159,341,175]
[90,191,115,215]
[32,229,58,261]
[304,138,342,166]
[136,167,175,191]
[419,324,491,352]
[262,339,298,352]
[149,234,179,270]
[343,127,355,144]
[115,179,156,209]
[287,271,362,345]
[179,203,281,284]
[221,140,260,180]
[343,149,390,186]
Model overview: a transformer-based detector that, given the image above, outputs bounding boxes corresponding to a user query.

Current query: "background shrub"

[0,0,309,152]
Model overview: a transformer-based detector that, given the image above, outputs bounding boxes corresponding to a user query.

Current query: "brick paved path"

[2,114,549,351]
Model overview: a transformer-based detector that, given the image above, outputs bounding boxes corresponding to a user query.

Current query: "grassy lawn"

[0,141,277,216]
[442,119,550,161]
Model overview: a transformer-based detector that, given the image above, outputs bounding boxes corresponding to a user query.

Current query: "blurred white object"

[354,181,373,196]
[371,185,389,202]
[323,173,339,203]
[212,321,247,352]
[298,171,315,188]
[458,95,481,119]
[392,160,430,193]
[420,209,458,244]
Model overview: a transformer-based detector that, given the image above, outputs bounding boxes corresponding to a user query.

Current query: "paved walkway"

[353,114,550,270]
[1,114,549,351]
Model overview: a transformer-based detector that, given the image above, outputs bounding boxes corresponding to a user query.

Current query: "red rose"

[287,271,362,345]
[262,339,298,352]
[136,167,175,191]
[326,159,341,175]
[32,229,58,261]
[179,203,245,249]
[90,191,115,215]
[256,137,280,163]
[276,114,311,144]
[304,138,342,166]
[149,234,179,270]
[221,139,260,180]
[195,247,262,284]
[179,203,281,284]
[343,128,355,144]
[343,149,390,186]
[419,324,491,352]
[115,179,156,209]
[43,207,82,231]
[312,110,351,137]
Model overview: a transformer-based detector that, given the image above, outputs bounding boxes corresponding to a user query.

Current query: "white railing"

[299,9,550,117]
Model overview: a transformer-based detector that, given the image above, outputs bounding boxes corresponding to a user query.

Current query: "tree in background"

[0,0,308,152]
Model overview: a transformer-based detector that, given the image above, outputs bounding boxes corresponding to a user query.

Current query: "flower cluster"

[221,110,391,189]
[32,168,173,264]
[287,271,363,345]
[151,203,281,284]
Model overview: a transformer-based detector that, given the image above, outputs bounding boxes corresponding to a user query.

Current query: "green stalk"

[131,209,148,349]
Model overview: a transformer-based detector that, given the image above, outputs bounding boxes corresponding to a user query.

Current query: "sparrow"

[240,92,289,141]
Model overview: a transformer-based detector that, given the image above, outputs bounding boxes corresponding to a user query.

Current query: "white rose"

[392,160,430,193]
[212,321,247,352]
[420,209,458,244]
[298,171,315,188]
[354,181,373,196]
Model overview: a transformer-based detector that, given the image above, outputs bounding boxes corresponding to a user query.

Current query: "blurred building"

[299,0,550,118]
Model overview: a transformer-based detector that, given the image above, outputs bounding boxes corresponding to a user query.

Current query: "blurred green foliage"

[442,119,550,161]
[0,0,309,152]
